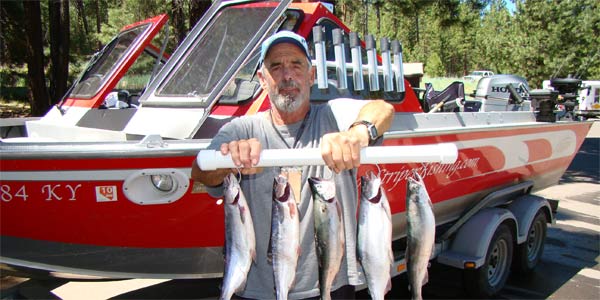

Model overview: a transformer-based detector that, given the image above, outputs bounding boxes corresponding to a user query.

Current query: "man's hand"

[220,138,263,175]
[191,138,263,187]
[321,127,369,173]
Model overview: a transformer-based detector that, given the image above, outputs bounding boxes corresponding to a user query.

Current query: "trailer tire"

[464,224,513,298]
[513,210,547,274]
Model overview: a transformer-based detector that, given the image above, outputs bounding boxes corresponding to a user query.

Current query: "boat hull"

[0,116,592,278]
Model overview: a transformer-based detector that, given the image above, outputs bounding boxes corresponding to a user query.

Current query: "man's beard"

[270,80,304,113]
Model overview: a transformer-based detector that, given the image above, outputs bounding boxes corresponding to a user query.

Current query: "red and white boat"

[0,0,593,296]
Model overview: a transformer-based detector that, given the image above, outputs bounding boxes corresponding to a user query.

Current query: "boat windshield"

[155,5,275,99]
[70,24,151,99]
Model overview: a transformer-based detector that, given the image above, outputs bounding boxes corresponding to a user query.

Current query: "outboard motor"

[472,75,532,112]
[530,76,582,122]
[550,77,582,119]
[529,89,558,122]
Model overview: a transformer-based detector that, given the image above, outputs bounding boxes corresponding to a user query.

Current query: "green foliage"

[425,52,445,77]
[335,0,599,87]
[2,0,598,98]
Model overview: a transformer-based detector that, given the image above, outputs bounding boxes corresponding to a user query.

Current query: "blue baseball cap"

[260,31,311,64]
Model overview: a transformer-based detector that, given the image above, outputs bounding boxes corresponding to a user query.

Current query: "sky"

[506,0,516,13]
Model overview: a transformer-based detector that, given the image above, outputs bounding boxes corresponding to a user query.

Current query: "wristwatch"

[349,120,378,144]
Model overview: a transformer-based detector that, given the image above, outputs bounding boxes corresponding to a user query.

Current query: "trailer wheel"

[513,211,547,274]
[464,224,513,298]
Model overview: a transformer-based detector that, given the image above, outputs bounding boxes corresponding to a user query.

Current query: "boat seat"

[424,81,466,112]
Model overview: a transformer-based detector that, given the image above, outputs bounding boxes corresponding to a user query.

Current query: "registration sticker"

[95,186,118,202]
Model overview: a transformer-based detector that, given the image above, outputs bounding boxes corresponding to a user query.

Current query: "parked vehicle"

[463,70,495,81]
[0,1,592,298]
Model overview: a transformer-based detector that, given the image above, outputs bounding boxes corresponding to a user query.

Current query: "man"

[191,31,394,299]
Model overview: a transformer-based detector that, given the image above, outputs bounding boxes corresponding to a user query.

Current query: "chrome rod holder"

[365,34,379,91]
[392,40,405,93]
[332,28,348,90]
[349,32,364,91]
[313,26,328,89]
[381,38,394,92]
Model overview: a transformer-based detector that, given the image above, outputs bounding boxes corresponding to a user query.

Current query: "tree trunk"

[23,1,50,116]
[189,0,211,29]
[94,0,103,49]
[172,0,186,45]
[75,0,89,35]
[94,0,101,33]
[48,0,70,105]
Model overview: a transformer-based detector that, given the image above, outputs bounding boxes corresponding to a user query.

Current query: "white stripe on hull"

[2,168,192,181]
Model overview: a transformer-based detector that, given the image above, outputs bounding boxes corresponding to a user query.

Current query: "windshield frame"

[68,24,152,100]
[139,0,291,109]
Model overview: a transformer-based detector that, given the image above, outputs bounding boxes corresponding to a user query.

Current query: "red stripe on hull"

[525,139,553,162]
[1,156,194,172]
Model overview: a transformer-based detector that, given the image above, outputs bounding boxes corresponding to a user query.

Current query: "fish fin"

[427,196,434,208]
[267,235,273,265]
[267,250,273,265]
[238,204,246,224]
[385,278,392,294]
[250,247,257,263]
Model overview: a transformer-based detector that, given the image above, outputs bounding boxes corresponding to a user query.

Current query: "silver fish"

[221,173,256,300]
[308,177,345,300]
[405,171,435,300]
[357,171,393,300]
[269,175,301,300]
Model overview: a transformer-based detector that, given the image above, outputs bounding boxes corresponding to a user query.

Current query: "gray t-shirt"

[207,101,367,299]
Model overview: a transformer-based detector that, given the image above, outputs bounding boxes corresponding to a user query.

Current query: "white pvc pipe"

[197,143,458,170]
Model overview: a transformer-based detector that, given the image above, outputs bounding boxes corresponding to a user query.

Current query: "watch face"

[350,120,378,141]
[367,124,378,140]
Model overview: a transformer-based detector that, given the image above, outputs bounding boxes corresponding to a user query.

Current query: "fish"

[357,171,393,300]
[220,173,256,300]
[405,171,436,300]
[308,177,345,300]
[269,175,301,300]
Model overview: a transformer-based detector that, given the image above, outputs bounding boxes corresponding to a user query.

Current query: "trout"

[357,171,393,300]
[405,171,435,300]
[308,177,345,300]
[221,173,256,300]
[269,175,301,300]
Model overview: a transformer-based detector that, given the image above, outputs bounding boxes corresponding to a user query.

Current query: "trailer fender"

[507,194,553,244]
[437,207,516,269]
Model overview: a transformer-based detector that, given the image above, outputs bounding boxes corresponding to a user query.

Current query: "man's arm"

[321,99,395,173]
[350,99,395,145]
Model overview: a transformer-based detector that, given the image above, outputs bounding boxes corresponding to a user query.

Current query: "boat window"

[108,27,172,108]
[216,51,261,104]
[70,24,151,99]
[215,9,303,105]
[156,6,275,100]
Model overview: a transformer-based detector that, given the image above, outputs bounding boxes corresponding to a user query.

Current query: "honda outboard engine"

[470,75,532,112]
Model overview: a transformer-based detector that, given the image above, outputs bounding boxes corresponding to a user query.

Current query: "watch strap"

[349,120,378,143]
